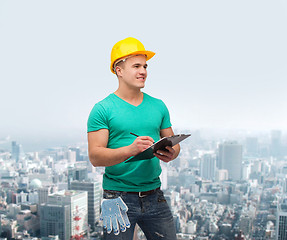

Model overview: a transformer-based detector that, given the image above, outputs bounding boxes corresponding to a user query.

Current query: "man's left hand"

[154,146,175,163]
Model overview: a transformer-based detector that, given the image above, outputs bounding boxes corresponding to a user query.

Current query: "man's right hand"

[128,136,154,156]
[88,130,154,167]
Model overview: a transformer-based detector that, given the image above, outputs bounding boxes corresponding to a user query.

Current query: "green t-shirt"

[87,92,171,191]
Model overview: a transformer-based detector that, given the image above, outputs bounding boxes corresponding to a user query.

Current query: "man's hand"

[128,136,154,156]
[100,197,131,235]
[154,146,176,163]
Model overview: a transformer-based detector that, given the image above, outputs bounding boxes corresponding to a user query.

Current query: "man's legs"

[103,189,176,240]
[137,189,176,240]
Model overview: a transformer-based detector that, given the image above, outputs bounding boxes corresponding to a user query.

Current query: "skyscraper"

[70,181,101,230]
[40,204,71,240]
[47,190,88,238]
[69,147,82,162]
[270,130,282,159]
[39,190,88,239]
[38,186,58,204]
[200,153,216,181]
[11,141,20,162]
[218,141,243,181]
[276,198,287,240]
[67,150,76,164]
[245,137,259,157]
[67,167,88,189]
[217,144,223,169]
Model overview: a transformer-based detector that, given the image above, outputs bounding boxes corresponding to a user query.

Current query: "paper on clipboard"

[125,134,191,163]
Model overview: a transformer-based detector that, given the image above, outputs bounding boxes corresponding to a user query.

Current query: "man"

[88,37,180,240]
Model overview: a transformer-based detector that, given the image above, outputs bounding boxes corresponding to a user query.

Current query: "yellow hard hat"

[110,37,155,74]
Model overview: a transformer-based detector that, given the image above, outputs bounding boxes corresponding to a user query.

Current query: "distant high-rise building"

[70,180,101,230]
[40,204,71,240]
[38,186,58,204]
[67,167,88,189]
[67,150,76,164]
[11,141,20,162]
[242,163,251,181]
[276,198,287,240]
[270,130,282,158]
[200,153,216,181]
[239,215,252,236]
[245,137,259,156]
[251,159,263,174]
[218,142,243,181]
[69,147,82,162]
[47,190,88,237]
[217,144,223,169]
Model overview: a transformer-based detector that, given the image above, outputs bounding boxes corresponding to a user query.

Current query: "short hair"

[114,60,125,76]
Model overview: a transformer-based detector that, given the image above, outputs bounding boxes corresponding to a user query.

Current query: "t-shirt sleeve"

[87,103,109,133]
[160,100,172,130]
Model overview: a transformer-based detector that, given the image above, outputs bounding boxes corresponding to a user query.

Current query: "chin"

[135,82,145,88]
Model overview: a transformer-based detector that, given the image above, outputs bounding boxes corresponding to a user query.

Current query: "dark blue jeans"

[103,189,176,240]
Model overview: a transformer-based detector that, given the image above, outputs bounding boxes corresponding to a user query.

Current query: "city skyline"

[1,123,286,239]
[1,0,287,147]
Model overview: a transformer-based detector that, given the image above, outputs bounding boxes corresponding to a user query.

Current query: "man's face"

[117,55,148,90]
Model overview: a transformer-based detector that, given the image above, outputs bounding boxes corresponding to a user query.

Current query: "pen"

[130,132,139,137]
[130,132,155,144]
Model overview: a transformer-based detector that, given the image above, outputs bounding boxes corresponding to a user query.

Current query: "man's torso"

[88,92,171,191]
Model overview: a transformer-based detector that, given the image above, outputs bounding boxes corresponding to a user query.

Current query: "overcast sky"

[0,0,287,149]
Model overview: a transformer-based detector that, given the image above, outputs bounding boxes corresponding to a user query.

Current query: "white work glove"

[100,197,131,235]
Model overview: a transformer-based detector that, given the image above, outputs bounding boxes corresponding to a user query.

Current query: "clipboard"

[125,134,191,163]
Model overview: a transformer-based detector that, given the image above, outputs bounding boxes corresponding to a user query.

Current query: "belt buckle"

[139,191,147,198]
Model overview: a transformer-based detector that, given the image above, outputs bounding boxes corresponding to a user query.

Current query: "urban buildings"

[200,153,216,181]
[70,180,101,231]
[276,198,287,240]
[218,141,243,181]
[0,128,286,239]
[40,204,71,240]
[11,141,21,163]
[271,130,282,158]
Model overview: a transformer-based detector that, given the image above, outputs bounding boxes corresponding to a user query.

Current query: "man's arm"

[88,129,154,167]
[154,127,180,163]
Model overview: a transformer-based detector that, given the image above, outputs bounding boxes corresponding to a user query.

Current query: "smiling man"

[87,37,180,239]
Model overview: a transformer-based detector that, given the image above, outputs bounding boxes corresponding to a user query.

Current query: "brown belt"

[104,187,160,198]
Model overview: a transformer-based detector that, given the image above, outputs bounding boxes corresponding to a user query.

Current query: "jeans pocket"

[157,189,167,203]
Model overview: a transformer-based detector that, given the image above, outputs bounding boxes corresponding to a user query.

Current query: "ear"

[115,66,123,77]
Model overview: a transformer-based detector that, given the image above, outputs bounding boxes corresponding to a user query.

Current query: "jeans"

[103,189,176,240]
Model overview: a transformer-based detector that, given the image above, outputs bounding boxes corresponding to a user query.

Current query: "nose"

[139,66,147,75]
